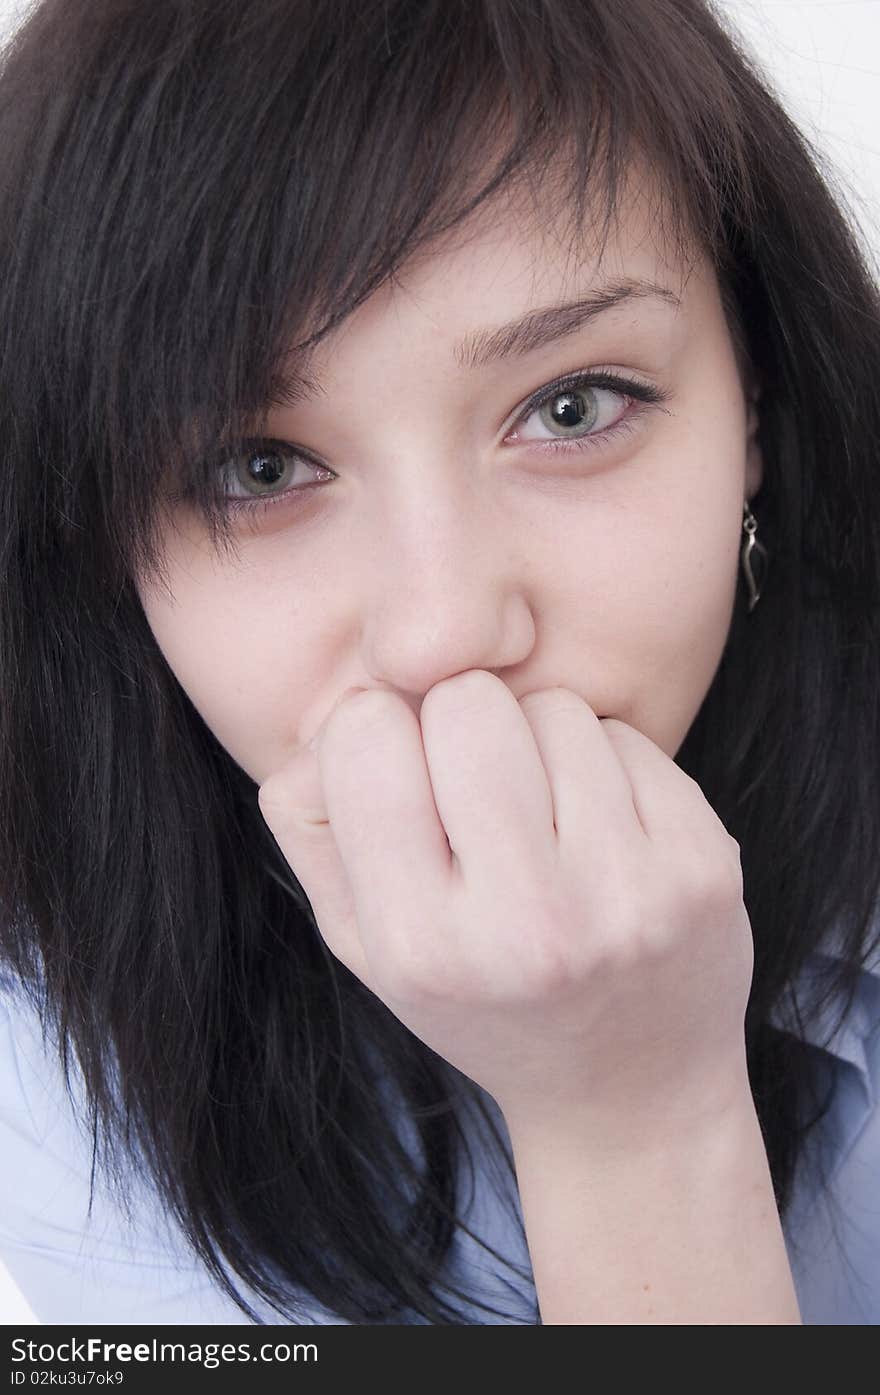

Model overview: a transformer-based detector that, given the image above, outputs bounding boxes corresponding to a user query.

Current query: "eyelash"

[209,369,671,523]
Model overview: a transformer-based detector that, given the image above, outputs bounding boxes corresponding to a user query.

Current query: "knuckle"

[509,907,572,989]
[368,948,416,1003]
[605,894,660,966]
[258,776,328,834]
[257,777,288,819]
[368,931,452,1006]
[677,844,742,915]
[588,856,652,937]
[725,831,744,870]
[528,942,581,998]
[381,959,453,1009]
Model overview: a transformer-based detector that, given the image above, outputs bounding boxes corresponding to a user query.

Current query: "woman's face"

[136,169,762,784]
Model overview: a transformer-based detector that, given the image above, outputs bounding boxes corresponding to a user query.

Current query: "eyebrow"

[271,276,681,407]
[453,277,682,371]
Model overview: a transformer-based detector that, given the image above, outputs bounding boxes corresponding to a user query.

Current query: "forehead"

[428,155,691,284]
[289,154,706,377]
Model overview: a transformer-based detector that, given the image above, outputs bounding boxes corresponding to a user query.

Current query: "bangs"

[1,0,757,592]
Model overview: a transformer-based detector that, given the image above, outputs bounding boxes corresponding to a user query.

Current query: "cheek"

[550,479,739,637]
[137,573,321,785]
[611,496,742,751]
[543,473,741,749]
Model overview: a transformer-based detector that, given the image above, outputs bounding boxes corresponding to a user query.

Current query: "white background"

[0,0,878,1326]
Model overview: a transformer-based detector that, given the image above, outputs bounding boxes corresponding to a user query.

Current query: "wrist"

[500,1053,758,1167]
[503,1078,798,1324]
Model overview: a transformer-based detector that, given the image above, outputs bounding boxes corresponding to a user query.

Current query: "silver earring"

[741,500,769,612]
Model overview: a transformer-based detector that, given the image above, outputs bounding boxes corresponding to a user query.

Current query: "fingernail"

[306,687,369,754]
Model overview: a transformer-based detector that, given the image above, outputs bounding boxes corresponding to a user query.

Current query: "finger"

[418,670,557,881]
[516,688,643,849]
[258,739,374,989]
[598,719,728,845]
[314,688,455,969]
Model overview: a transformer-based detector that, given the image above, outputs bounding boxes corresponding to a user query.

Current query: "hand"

[257,670,755,1143]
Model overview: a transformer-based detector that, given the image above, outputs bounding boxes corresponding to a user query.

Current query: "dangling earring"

[741,500,769,612]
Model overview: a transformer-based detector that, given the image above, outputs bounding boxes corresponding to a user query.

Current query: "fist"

[257,670,754,1142]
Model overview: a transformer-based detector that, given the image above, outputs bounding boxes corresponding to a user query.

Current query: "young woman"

[1,0,878,1325]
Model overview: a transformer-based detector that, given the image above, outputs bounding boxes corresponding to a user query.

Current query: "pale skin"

[137,162,802,1322]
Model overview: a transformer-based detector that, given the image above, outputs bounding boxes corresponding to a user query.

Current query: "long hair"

[1,0,878,1323]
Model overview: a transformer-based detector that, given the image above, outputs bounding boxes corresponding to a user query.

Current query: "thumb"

[258,734,373,989]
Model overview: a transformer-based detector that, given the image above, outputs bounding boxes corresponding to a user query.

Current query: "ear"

[744,381,763,500]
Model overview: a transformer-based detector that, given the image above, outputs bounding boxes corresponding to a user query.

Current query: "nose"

[359,475,536,700]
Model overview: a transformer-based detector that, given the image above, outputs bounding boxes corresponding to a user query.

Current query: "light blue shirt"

[1,934,878,1324]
